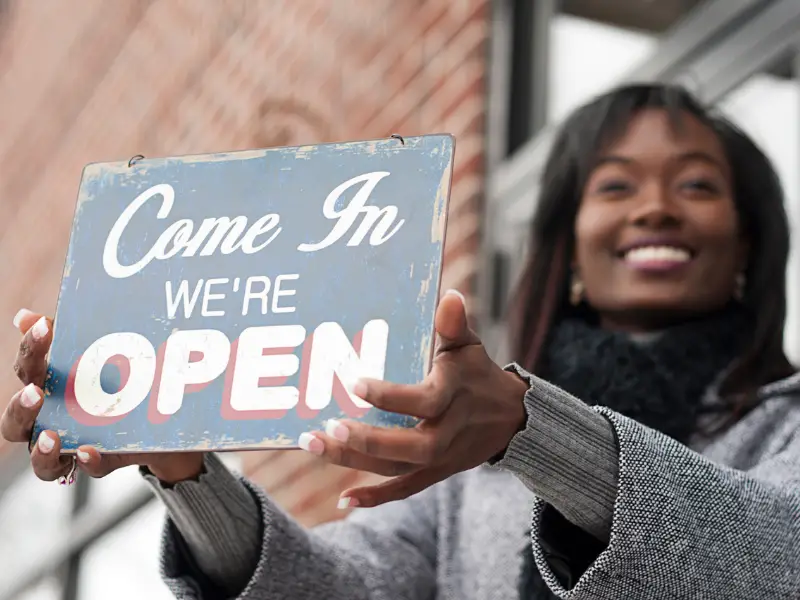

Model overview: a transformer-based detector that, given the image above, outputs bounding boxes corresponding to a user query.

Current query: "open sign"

[35,135,454,452]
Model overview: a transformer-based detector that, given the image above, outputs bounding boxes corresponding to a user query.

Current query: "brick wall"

[0,0,489,525]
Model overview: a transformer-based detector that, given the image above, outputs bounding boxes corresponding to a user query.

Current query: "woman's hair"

[509,83,796,423]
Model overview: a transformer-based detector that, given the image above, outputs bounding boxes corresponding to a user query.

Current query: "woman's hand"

[0,310,204,484]
[300,290,529,508]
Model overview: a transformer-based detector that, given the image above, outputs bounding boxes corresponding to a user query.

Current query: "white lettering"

[241,276,271,316]
[70,319,389,419]
[103,184,175,279]
[241,214,282,253]
[102,184,283,279]
[201,278,228,317]
[297,172,404,252]
[228,325,306,411]
[165,280,205,319]
[272,274,299,313]
[182,217,249,257]
[156,329,231,416]
[103,171,403,278]
[73,333,157,417]
[153,219,194,259]
[305,319,389,409]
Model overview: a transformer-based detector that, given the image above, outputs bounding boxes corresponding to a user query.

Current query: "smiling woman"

[2,84,800,600]
[575,110,745,326]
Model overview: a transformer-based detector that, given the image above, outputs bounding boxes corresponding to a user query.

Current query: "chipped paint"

[35,134,454,453]
[418,261,435,302]
[417,260,439,376]
[431,136,455,243]
[293,144,318,160]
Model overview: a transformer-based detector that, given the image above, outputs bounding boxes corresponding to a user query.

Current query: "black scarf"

[520,304,750,599]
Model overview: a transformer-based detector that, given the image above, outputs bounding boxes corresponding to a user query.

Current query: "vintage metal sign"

[34,135,454,453]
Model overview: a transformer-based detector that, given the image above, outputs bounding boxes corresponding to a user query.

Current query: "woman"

[3,83,799,599]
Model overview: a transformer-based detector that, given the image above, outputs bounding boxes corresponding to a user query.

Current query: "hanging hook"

[128,154,145,167]
[390,134,405,145]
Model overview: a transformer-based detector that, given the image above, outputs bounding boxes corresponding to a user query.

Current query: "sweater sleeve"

[502,371,800,599]
[142,454,263,597]
[150,455,438,600]
[495,363,619,543]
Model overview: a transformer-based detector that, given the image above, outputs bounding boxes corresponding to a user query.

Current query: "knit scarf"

[520,304,750,599]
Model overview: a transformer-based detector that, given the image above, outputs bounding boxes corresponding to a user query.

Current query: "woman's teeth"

[624,246,692,263]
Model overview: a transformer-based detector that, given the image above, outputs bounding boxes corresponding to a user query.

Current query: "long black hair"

[509,83,796,425]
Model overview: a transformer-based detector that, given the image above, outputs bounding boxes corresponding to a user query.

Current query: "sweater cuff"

[493,363,619,543]
[141,453,262,596]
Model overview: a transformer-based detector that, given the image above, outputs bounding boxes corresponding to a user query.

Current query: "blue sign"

[34,135,454,453]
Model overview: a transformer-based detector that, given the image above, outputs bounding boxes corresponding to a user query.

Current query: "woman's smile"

[618,240,694,273]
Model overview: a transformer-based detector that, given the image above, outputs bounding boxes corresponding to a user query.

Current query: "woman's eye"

[681,179,718,194]
[596,180,632,194]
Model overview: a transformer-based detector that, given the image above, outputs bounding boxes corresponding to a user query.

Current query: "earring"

[734,272,746,302]
[570,274,584,306]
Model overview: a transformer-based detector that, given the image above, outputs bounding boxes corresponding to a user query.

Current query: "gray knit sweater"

[144,365,800,599]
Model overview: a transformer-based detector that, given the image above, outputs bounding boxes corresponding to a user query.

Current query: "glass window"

[561,0,704,33]
[76,453,243,598]
[0,451,243,598]
[77,502,173,600]
[13,577,62,600]
[504,0,703,156]
[0,468,71,595]
[548,14,657,124]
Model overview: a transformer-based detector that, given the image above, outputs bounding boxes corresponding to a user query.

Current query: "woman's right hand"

[0,309,205,484]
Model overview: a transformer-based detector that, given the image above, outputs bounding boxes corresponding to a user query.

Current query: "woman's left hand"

[300,290,529,508]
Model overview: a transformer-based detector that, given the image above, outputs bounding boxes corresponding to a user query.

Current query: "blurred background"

[1,0,799,598]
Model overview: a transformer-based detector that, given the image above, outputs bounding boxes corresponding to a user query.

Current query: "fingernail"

[347,379,368,401]
[298,432,324,455]
[77,450,91,463]
[21,383,40,408]
[12,309,33,329]
[38,433,55,454]
[325,419,350,443]
[31,317,49,341]
[445,289,466,306]
[337,496,359,509]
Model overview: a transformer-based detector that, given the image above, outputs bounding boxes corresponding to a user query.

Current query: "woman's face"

[574,108,746,332]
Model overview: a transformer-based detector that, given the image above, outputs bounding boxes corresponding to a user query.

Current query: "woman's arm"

[144,453,438,600]
[493,364,619,543]
[498,367,800,599]
[142,454,263,597]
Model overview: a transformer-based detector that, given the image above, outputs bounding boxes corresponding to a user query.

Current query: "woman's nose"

[628,183,682,228]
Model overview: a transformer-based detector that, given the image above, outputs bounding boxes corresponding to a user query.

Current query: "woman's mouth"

[621,245,693,272]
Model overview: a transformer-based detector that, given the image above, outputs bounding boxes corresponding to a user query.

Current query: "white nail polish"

[445,289,466,306]
[298,432,323,455]
[326,419,350,442]
[337,496,359,509]
[31,317,49,341]
[77,450,91,463]
[345,379,368,401]
[38,433,55,453]
[342,377,357,396]
[21,383,40,408]
[12,309,33,329]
